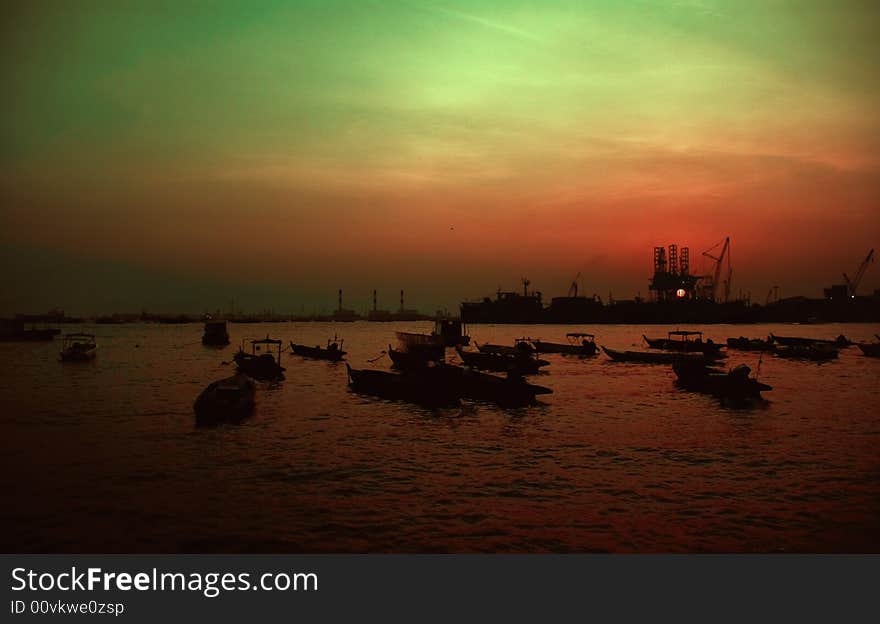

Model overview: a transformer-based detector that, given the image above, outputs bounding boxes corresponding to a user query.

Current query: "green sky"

[2,1,878,314]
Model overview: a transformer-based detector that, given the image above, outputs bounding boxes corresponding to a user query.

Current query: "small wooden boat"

[60,333,97,361]
[193,373,256,426]
[388,345,442,370]
[432,365,552,407]
[672,360,772,401]
[433,319,470,347]
[346,364,460,407]
[643,331,723,355]
[476,340,535,356]
[202,319,230,346]
[533,333,598,356]
[456,345,548,374]
[726,336,774,351]
[290,338,346,361]
[602,346,719,364]
[233,337,286,380]
[770,334,853,347]
[773,344,838,361]
[858,342,880,357]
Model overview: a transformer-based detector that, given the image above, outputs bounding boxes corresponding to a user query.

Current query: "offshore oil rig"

[460,237,879,324]
[648,238,731,303]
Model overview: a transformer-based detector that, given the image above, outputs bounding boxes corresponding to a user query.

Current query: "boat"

[601,346,720,364]
[672,360,772,401]
[59,333,97,361]
[394,331,445,360]
[455,345,549,374]
[857,337,880,357]
[770,334,853,347]
[347,363,551,408]
[643,331,723,355]
[431,365,552,407]
[433,319,470,347]
[233,337,286,380]
[290,337,346,361]
[387,345,442,370]
[533,333,598,356]
[202,319,230,346]
[726,336,774,351]
[346,364,460,407]
[475,339,535,356]
[773,344,838,362]
[858,342,880,357]
[193,373,256,426]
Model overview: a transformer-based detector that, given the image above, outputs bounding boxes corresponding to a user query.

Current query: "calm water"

[2,322,879,553]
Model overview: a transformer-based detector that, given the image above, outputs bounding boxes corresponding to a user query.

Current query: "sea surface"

[2,322,879,553]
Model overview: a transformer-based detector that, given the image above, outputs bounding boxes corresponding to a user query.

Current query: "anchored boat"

[770,334,853,347]
[726,336,774,351]
[290,337,346,361]
[602,346,720,364]
[193,373,256,426]
[533,333,598,356]
[643,331,723,355]
[672,360,772,401]
[60,333,97,361]
[233,337,286,380]
[202,319,230,346]
[456,345,549,374]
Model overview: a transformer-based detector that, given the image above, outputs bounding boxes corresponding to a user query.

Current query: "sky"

[1,0,879,315]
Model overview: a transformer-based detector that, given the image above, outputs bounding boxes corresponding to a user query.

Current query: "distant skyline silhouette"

[2,1,878,315]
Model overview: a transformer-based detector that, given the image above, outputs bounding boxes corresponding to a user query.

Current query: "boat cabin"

[668,330,705,343]
[566,332,595,346]
[240,336,283,362]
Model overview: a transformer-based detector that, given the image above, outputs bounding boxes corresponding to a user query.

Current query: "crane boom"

[567,272,582,298]
[843,249,874,297]
[702,237,730,302]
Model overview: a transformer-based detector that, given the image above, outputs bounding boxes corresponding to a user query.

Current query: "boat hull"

[194,374,256,426]
[532,340,597,356]
[456,346,548,374]
[290,342,346,361]
[857,343,880,357]
[602,346,717,364]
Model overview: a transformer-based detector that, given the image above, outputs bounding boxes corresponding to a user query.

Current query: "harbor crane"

[567,272,582,298]
[701,237,731,303]
[843,249,874,297]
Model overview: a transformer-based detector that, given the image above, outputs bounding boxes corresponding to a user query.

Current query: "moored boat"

[857,339,880,357]
[346,364,460,407]
[773,344,838,361]
[726,336,774,351]
[60,333,97,361]
[533,333,598,356]
[202,319,230,346]
[476,340,535,356]
[193,373,256,426]
[455,345,548,374]
[290,338,346,361]
[770,333,853,347]
[233,337,286,380]
[602,346,720,364]
[672,360,772,401]
[858,342,880,357]
[643,331,723,355]
[432,365,552,407]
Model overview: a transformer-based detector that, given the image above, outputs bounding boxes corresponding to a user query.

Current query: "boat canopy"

[63,333,95,339]
[566,333,595,338]
[668,331,703,337]
[251,337,282,345]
